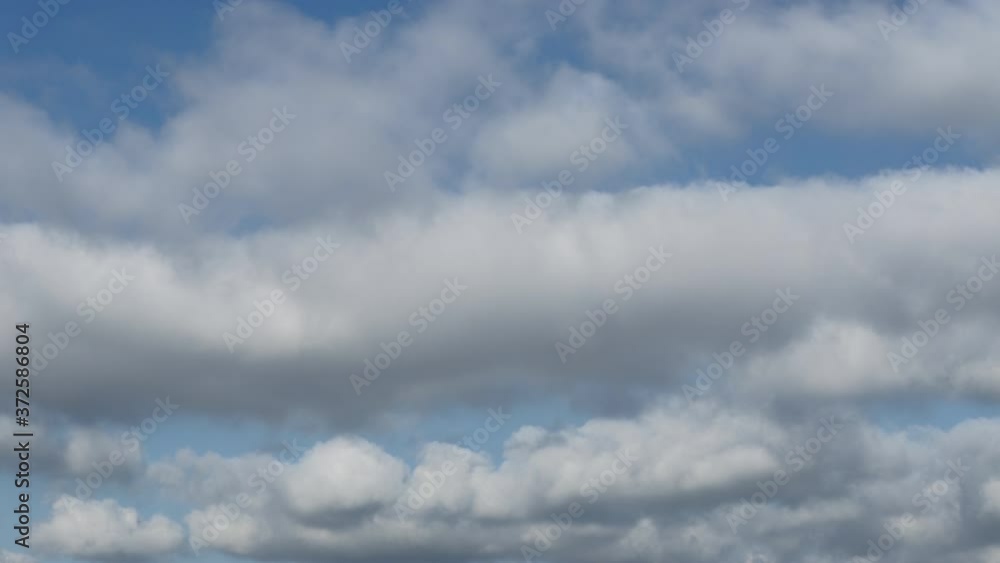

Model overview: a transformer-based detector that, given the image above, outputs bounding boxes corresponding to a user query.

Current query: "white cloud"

[37,497,184,560]
[162,402,1000,562]
[6,167,1000,427]
[282,437,408,517]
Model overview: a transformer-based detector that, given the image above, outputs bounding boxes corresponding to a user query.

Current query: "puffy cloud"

[161,402,1000,563]
[36,497,183,560]
[282,437,408,518]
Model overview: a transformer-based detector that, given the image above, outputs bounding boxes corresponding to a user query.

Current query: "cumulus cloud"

[282,437,408,518]
[157,402,1000,563]
[36,497,184,560]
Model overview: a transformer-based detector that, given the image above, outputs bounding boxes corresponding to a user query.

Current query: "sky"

[1,1,999,562]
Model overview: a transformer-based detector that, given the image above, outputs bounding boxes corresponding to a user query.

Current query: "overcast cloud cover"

[1,0,999,562]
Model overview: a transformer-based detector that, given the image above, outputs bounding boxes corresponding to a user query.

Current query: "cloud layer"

[4,0,1000,562]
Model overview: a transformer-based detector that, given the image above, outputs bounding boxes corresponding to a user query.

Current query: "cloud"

[4,1,1000,561]
[5,0,997,243]
[0,550,36,563]
[981,480,1000,518]
[36,497,184,561]
[63,427,144,481]
[160,402,1000,562]
[579,0,1000,144]
[3,167,1000,428]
